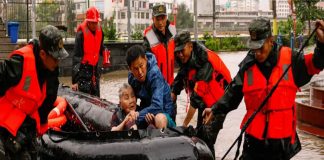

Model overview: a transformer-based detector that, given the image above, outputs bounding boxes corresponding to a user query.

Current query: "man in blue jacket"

[126,45,176,129]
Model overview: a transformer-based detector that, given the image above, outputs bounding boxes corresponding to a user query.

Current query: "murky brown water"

[60,51,324,160]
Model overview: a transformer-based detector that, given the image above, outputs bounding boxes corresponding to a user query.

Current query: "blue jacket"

[128,52,174,124]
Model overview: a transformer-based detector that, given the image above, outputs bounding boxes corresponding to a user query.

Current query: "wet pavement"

[59,50,324,160]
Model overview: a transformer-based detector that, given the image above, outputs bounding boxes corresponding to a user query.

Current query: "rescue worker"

[204,17,324,160]
[143,4,177,121]
[126,45,176,129]
[171,31,231,157]
[72,6,106,97]
[0,25,68,159]
[143,3,176,85]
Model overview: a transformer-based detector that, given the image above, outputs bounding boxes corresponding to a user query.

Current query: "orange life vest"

[191,50,232,108]
[0,45,47,136]
[242,47,298,140]
[144,24,176,85]
[77,21,103,66]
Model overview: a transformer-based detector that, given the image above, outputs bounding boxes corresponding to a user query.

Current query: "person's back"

[126,45,175,129]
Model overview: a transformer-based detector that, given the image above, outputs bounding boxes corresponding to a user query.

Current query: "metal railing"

[1,0,91,41]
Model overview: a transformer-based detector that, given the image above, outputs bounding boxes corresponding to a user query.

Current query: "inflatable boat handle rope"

[65,100,90,132]
[47,129,71,143]
[47,99,90,143]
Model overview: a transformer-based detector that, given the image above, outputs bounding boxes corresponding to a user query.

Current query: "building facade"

[276,0,290,18]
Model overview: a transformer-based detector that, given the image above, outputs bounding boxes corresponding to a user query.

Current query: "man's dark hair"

[126,45,146,67]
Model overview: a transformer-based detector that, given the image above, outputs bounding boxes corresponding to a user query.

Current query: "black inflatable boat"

[37,85,214,160]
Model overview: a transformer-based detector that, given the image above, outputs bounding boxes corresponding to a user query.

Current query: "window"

[143,2,146,8]
[141,12,144,19]
[146,13,149,19]
[95,2,104,12]
[121,12,126,19]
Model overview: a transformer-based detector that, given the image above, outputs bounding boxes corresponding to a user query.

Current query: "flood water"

[60,51,324,160]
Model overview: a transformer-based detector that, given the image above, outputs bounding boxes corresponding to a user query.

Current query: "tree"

[102,17,118,41]
[278,17,304,35]
[131,29,143,40]
[66,0,76,37]
[294,0,323,35]
[35,0,60,30]
[168,3,193,30]
[36,0,60,22]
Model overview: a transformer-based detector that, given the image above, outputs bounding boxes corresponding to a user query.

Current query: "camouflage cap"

[39,25,69,59]
[152,4,167,17]
[174,31,191,52]
[247,17,272,49]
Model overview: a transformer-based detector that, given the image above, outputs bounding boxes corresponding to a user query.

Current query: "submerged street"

[60,50,324,160]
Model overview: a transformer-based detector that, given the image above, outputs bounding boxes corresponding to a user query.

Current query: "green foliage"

[131,29,143,40]
[278,17,304,35]
[66,0,76,36]
[102,17,118,41]
[173,3,193,29]
[203,32,212,40]
[36,0,60,22]
[35,0,60,30]
[205,38,220,51]
[294,0,324,34]
[205,37,247,52]
[294,0,323,21]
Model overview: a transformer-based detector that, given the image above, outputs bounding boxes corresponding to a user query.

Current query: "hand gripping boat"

[37,85,214,160]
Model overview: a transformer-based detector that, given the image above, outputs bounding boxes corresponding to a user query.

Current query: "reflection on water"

[61,51,324,160]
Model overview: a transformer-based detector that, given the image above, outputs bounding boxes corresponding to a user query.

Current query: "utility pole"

[127,0,131,42]
[172,1,177,25]
[64,0,68,41]
[194,0,197,41]
[31,0,36,39]
[272,0,278,36]
[212,0,215,38]
[26,0,29,42]
[115,0,119,35]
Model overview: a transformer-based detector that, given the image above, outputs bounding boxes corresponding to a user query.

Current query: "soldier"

[204,17,324,160]
[0,25,68,159]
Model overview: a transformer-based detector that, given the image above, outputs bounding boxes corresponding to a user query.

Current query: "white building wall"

[109,0,151,35]
[225,0,259,12]
[276,0,290,18]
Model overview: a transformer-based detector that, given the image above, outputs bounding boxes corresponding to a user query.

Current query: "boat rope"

[47,130,70,143]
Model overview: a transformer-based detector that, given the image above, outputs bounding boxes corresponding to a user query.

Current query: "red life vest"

[77,21,103,66]
[0,45,47,136]
[242,47,298,140]
[191,50,232,108]
[144,24,176,85]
